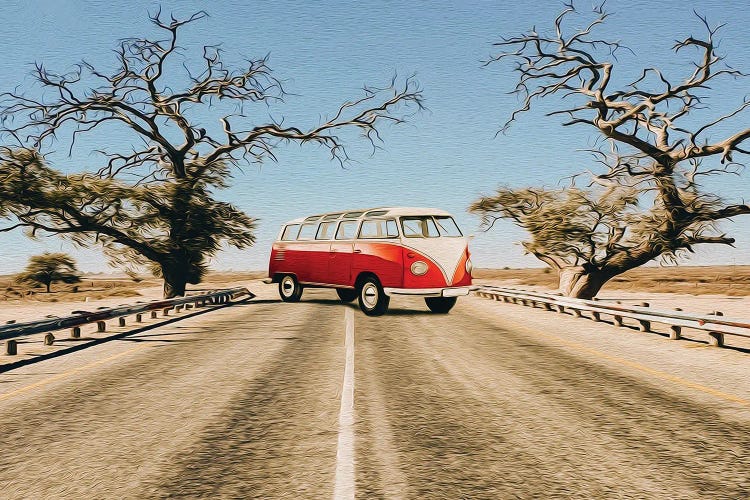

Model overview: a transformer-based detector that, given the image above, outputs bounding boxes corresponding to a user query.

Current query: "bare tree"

[0,11,422,297]
[474,3,750,298]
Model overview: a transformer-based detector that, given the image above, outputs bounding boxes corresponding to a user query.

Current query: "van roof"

[282,207,454,225]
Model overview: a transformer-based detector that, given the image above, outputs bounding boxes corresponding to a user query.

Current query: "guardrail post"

[163,308,171,316]
[669,308,682,340]
[97,321,106,332]
[151,311,158,319]
[542,302,552,311]
[44,333,55,346]
[708,311,725,347]
[194,300,201,308]
[185,304,193,310]
[118,317,126,327]
[590,297,601,321]
[136,314,143,323]
[572,308,582,318]
[175,305,183,313]
[637,303,651,332]
[5,339,17,355]
[71,326,81,338]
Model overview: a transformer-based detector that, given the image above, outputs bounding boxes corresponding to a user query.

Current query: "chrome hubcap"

[362,283,378,308]
[282,278,294,296]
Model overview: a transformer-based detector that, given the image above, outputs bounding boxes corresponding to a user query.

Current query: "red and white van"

[267,207,473,315]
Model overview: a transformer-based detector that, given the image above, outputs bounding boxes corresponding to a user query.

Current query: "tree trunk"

[46,282,51,293]
[162,267,188,299]
[557,266,611,299]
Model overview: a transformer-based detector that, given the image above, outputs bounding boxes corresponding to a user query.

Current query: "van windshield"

[401,216,462,238]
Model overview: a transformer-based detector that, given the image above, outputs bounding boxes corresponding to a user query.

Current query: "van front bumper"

[383,286,472,298]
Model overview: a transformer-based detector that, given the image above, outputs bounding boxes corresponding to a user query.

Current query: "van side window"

[386,219,399,237]
[335,221,359,240]
[434,216,463,237]
[401,217,440,238]
[359,219,399,239]
[297,223,317,240]
[316,221,336,240]
[281,224,300,241]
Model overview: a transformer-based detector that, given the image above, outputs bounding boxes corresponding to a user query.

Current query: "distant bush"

[16,253,81,293]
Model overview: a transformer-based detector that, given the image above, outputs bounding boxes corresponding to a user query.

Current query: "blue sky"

[1,0,749,273]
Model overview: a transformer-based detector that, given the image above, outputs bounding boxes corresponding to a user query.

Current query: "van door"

[307,221,336,283]
[352,218,403,288]
[329,220,358,286]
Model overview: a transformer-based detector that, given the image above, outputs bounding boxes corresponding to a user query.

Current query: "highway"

[0,285,748,499]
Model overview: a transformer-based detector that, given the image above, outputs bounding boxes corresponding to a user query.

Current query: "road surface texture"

[0,283,748,499]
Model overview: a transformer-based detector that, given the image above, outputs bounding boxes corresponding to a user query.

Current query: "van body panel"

[400,236,469,287]
[329,241,354,285]
[352,241,403,288]
[271,242,329,283]
[400,245,448,289]
[451,248,472,287]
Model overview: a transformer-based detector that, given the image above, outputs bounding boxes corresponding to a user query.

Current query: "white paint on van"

[402,237,467,285]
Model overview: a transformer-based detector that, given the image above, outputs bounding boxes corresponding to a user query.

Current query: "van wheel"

[279,275,303,302]
[336,288,357,302]
[358,277,390,316]
[425,296,457,314]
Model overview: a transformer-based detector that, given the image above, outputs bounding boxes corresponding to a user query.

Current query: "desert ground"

[1,266,749,325]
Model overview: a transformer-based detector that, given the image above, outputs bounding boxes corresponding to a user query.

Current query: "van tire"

[358,277,389,316]
[336,288,358,302]
[425,296,457,313]
[279,275,303,302]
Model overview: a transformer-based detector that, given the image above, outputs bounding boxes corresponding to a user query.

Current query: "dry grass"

[0,275,161,303]
[0,270,266,303]
[2,266,747,302]
[474,265,750,296]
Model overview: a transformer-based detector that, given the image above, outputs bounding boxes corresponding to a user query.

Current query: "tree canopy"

[16,252,81,293]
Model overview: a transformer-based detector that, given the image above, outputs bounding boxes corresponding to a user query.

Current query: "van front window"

[401,217,441,238]
[434,216,463,237]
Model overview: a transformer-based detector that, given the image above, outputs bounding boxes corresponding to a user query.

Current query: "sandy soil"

[2,270,749,325]
[474,278,750,322]
[0,277,257,325]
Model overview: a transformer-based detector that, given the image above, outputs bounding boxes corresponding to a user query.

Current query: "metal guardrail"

[474,285,750,348]
[1,287,254,355]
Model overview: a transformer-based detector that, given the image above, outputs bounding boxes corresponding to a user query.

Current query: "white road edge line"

[333,307,356,500]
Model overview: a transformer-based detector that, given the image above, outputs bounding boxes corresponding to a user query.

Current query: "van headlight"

[465,259,473,275]
[410,261,428,276]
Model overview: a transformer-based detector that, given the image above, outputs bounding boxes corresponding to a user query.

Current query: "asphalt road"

[0,286,748,499]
